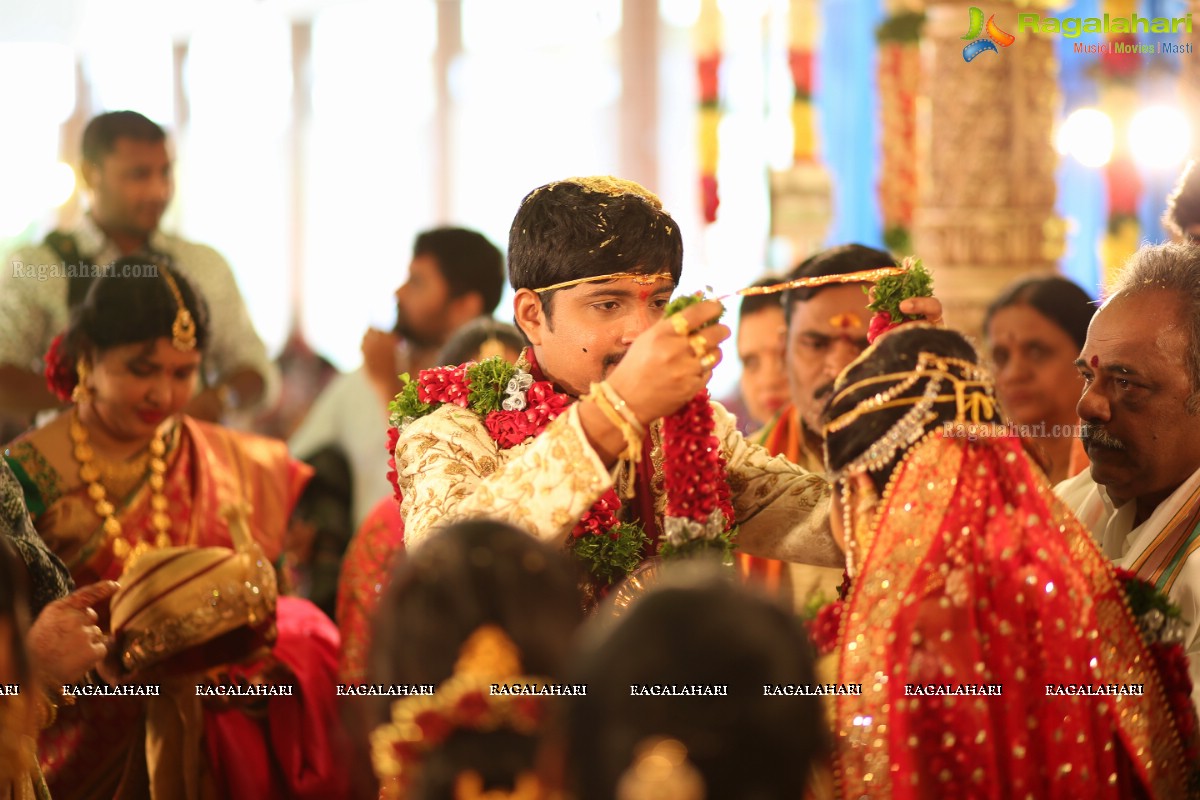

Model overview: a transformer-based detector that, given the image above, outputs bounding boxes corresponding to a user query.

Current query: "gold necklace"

[70,408,172,564]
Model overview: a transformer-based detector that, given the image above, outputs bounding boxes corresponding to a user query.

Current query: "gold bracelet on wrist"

[585,383,643,464]
[597,381,645,436]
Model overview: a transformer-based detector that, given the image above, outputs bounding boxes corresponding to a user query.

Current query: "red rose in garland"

[658,295,738,563]
[483,411,533,449]
[388,356,647,586]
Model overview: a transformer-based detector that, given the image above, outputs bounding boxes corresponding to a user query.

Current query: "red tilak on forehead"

[637,287,651,302]
[1090,355,1099,368]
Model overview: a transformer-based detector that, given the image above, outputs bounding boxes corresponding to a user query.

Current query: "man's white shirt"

[0,215,278,410]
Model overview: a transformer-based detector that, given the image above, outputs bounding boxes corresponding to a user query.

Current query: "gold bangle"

[597,381,645,435]
[585,384,643,464]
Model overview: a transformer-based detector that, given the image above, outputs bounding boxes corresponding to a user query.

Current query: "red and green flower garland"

[386,304,737,586]
[1113,566,1200,779]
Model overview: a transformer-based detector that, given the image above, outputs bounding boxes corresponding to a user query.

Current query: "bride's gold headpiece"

[823,343,998,482]
[370,625,550,799]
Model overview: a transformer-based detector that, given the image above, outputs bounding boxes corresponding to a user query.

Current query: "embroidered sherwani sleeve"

[713,402,843,567]
[396,403,613,550]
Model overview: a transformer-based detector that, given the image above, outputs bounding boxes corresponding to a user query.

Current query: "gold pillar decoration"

[911,2,1064,337]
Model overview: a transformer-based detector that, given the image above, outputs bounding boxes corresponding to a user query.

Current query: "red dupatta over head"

[834,430,1191,799]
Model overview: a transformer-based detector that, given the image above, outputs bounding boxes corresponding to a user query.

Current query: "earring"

[72,359,92,404]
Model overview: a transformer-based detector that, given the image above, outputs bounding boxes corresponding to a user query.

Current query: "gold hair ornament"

[453,770,543,800]
[159,267,196,351]
[477,336,509,362]
[370,626,550,800]
[823,350,1000,483]
[616,738,705,800]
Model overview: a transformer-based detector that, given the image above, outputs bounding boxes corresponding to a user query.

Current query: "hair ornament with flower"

[369,625,549,800]
[44,332,78,402]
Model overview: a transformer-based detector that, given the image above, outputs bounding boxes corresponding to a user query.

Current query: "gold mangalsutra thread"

[533,271,675,294]
[71,408,173,565]
[159,267,197,351]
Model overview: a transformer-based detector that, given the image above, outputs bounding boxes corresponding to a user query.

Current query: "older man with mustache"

[1057,243,1200,711]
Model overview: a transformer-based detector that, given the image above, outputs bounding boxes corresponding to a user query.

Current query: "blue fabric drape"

[816,0,885,248]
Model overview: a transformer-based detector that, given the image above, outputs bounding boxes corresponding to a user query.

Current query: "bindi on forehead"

[829,313,863,331]
[1090,355,1099,368]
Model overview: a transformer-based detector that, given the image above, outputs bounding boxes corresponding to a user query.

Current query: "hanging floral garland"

[787,0,818,166]
[387,302,737,588]
[1094,0,1143,284]
[696,0,722,224]
[874,10,924,256]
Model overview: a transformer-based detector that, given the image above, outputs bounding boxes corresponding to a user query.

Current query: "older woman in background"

[984,275,1096,484]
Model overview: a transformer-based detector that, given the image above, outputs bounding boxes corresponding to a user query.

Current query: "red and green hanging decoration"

[696,0,722,224]
[874,9,924,255]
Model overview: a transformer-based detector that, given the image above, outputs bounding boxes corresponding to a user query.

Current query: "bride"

[818,325,1195,799]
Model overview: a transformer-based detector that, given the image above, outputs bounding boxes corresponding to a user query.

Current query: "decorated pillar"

[911,1,1064,336]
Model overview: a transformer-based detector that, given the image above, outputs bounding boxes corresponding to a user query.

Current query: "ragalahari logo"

[962,7,1016,61]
